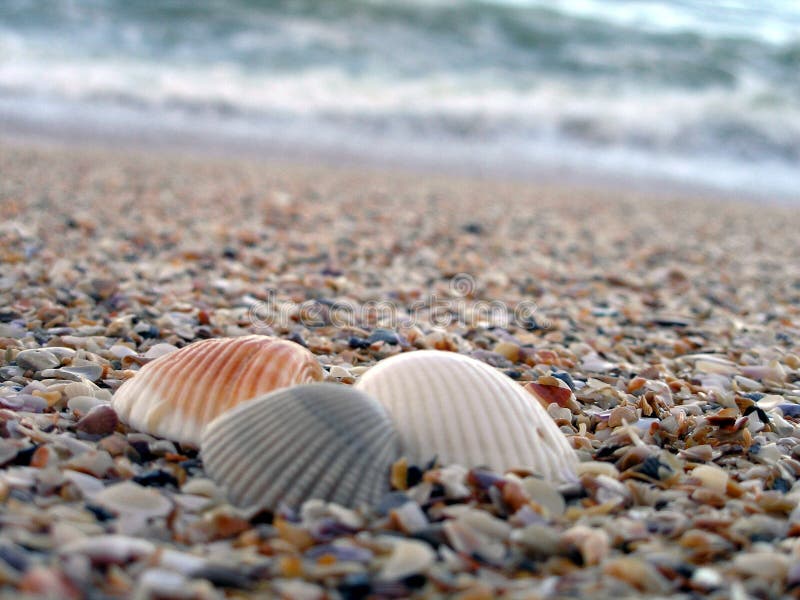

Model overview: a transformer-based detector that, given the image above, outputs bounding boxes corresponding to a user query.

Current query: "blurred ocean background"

[1,0,798,197]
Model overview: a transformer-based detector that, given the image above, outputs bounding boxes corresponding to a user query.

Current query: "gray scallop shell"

[201,383,401,511]
[355,350,578,482]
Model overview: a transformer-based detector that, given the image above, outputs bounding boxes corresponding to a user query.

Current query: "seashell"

[355,350,578,482]
[112,335,323,446]
[201,383,401,511]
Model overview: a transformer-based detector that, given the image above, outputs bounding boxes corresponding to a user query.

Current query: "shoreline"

[1,123,794,208]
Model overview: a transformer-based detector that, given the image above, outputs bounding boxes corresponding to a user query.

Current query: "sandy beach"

[2,138,800,598]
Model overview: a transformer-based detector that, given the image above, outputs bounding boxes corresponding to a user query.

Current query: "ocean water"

[1,0,798,197]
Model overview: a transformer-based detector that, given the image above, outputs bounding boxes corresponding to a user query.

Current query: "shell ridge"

[200,336,260,423]
[247,392,390,508]
[428,362,467,466]
[204,398,306,490]
[201,383,401,510]
[464,364,510,469]
[397,360,431,466]
[208,400,312,502]
[234,400,341,507]
[265,424,343,508]
[171,340,225,426]
[290,399,380,506]
[217,339,267,420]
[330,415,398,507]
[488,372,537,472]
[121,347,189,426]
[465,364,504,468]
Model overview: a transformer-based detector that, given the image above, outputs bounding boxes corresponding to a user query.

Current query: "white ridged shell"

[112,335,323,446]
[355,350,578,482]
[201,383,401,510]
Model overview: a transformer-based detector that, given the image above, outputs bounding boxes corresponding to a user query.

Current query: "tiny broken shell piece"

[379,539,436,581]
[112,335,323,446]
[92,481,172,519]
[355,350,578,482]
[525,377,581,413]
[201,383,401,511]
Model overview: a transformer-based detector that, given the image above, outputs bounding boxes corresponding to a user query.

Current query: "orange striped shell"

[112,335,323,446]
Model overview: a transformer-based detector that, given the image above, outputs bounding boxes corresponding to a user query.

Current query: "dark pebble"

[780,404,800,418]
[551,370,577,391]
[248,509,274,525]
[771,477,791,493]
[338,573,372,600]
[348,336,371,350]
[402,574,427,589]
[85,503,117,522]
[468,468,504,490]
[0,310,22,323]
[133,469,179,488]
[12,445,38,466]
[191,564,252,589]
[637,455,670,480]
[32,329,50,345]
[743,405,770,424]
[651,318,690,328]
[406,465,423,487]
[366,328,400,345]
[0,543,29,572]
[134,323,160,338]
[179,458,203,474]
[128,440,154,463]
[559,481,589,502]
[287,331,308,348]
[462,222,484,235]
[427,483,447,503]
[521,317,545,331]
